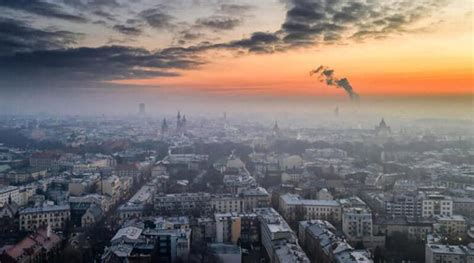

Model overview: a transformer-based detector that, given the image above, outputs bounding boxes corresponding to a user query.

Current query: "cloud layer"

[0,0,451,88]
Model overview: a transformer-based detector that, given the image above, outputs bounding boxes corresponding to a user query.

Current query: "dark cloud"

[174,30,207,45]
[0,0,450,89]
[180,31,205,41]
[281,0,447,46]
[218,4,254,15]
[0,17,82,56]
[196,16,241,31]
[139,8,174,30]
[63,0,120,9]
[225,32,279,53]
[113,24,143,36]
[93,10,118,22]
[0,0,87,22]
[0,45,204,88]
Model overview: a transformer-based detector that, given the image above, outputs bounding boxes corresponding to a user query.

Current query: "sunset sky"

[0,0,472,101]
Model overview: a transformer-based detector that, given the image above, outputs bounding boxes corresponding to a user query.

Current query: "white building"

[241,187,270,212]
[425,243,474,263]
[254,208,296,260]
[342,207,373,241]
[154,192,211,214]
[211,195,242,213]
[422,195,453,217]
[317,188,333,200]
[101,175,121,204]
[254,207,309,263]
[279,193,341,222]
[279,155,303,170]
[118,185,155,220]
[0,186,20,206]
[19,204,70,231]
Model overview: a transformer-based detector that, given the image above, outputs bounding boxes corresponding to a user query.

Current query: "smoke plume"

[310,66,359,100]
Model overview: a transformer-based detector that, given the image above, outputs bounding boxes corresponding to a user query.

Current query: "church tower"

[272,121,281,138]
[181,115,187,132]
[177,111,182,131]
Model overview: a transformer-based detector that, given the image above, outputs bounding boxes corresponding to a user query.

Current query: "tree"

[373,245,384,263]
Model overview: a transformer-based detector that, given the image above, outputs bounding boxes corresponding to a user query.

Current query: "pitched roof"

[4,228,61,260]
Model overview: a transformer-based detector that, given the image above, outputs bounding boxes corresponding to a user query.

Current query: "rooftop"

[209,243,241,255]
[273,239,310,263]
[428,244,474,256]
[111,226,143,242]
[281,193,340,207]
[20,204,70,214]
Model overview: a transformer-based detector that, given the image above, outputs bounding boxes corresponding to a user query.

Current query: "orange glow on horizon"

[113,30,473,97]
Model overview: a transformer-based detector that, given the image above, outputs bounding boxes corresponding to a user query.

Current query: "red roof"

[4,228,61,260]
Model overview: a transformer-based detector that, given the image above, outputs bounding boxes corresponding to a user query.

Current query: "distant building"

[373,216,434,240]
[317,188,333,201]
[115,163,140,181]
[453,197,474,218]
[271,121,281,137]
[161,118,169,138]
[139,103,145,115]
[154,192,211,215]
[176,111,187,134]
[374,118,391,137]
[384,192,423,218]
[161,152,209,175]
[100,175,121,204]
[211,195,242,213]
[241,187,271,212]
[29,151,61,171]
[5,168,48,184]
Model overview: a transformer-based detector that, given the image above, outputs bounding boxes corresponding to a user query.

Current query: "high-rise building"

[139,103,145,115]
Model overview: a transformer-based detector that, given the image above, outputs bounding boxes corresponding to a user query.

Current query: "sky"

[0,0,472,115]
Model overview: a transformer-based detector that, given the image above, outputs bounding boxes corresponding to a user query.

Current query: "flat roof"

[281,193,340,207]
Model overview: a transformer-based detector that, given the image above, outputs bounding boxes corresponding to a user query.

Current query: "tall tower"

[272,121,281,137]
[177,111,181,130]
[181,115,186,131]
[139,103,146,115]
[161,118,168,134]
